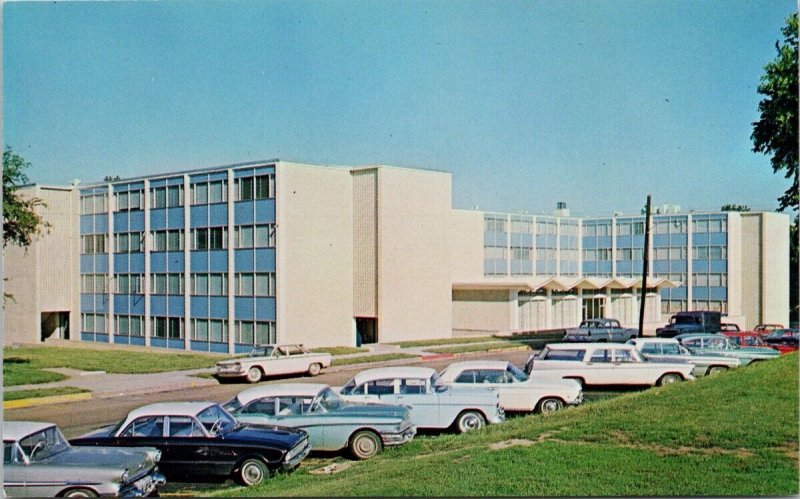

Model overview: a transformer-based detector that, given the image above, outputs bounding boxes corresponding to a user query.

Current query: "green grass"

[390,332,563,349]
[3,346,218,386]
[310,346,369,356]
[212,353,799,497]
[425,341,530,354]
[389,336,496,348]
[4,386,91,401]
[329,353,419,367]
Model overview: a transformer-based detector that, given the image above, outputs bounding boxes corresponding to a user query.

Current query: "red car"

[752,324,785,335]
[762,329,799,354]
[721,331,772,348]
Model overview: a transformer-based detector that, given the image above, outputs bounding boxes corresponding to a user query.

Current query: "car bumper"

[119,470,166,497]
[281,440,312,471]
[562,336,593,342]
[215,368,246,377]
[381,426,416,447]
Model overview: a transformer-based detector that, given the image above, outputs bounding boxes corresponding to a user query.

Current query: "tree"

[3,147,48,248]
[751,13,798,212]
[720,204,751,212]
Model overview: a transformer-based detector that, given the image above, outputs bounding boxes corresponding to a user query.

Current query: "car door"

[610,348,651,384]
[164,416,219,476]
[394,378,440,428]
[585,348,614,384]
[116,416,175,473]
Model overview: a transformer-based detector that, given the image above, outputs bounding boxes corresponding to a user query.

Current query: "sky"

[2,0,796,217]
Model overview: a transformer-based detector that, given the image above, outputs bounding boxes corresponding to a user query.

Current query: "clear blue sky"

[3,0,796,216]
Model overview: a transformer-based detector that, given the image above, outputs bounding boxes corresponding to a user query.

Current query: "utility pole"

[638,195,652,337]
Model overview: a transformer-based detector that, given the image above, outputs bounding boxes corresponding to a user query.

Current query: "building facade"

[2,160,790,351]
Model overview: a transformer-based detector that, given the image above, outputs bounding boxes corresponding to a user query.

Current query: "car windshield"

[315,388,345,411]
[196,404,237,435]
[249,346,275,358]
[222,397,243,413]
[339,379,357,395]
[672,315,700,325]
[19,426,70,462]
[506,363,529,382]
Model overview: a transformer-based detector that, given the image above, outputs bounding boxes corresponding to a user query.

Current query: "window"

[613,349,634,363]
[191,318,229,342]
[151,273,183,295]
[640,343,659,355]
[152,317,183,339]
[485,217,506,233]
[114,232,143,253]
[692,246,709,259]
[209,181,225,203]
[597,248,611,261]
[255,224,276,247]
[709,246,727,260]
[365,379,395,395]
[115,274,143,294]
[541,348,586,361]
[632,222,645,235]
[583,249,597,261]
[151,229,183,252]
[662,343,681,355]
[709,219,726,233]
[191,273,227,295]
[235,226,254,248]
[235,320,276,345]
[236,274,254,295]
[168,416,203,437]
[255,273,276,296]
[617,223,631,236]
[237,177,254,201]
[192,182,208,204]
[81,274,108,294]
[81,193,108,214]
[668,247,687,260]
[115,190,143,212]
[115,315,143,336]
[192,227,227,250]
[399,378,427,394]
[255,174,274,199]
[511,247,530,260]
[589,349,612,363]
[81,313,106,333]
[121,416,164,438]
[654,247,669,260]
[596,223,610,237]
[693,219,709,233]
[693,274,709,286]
[81,234,107,254]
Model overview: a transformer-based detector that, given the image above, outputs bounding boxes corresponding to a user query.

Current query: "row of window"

[692,273,728,287]
[87,272,277,296]
[90,314,276,344]
[81,175,276,215]
[81,224,276,254]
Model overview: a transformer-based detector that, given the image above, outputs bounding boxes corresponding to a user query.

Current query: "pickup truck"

[215,344,332,383]
[656,311,722,338]
[563,318,638,343]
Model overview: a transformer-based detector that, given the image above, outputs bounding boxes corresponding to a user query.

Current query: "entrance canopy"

[452,276,681,293]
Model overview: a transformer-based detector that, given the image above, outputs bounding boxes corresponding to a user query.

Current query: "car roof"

[124,401,218,420]
[674,333,725,339]
[545,342,634,350]
[3,421,57,442]
[349,367,437,385]
[441,360,512,372]
[255,344,301,348]
[629,337,678,344]
[235,383,328,404]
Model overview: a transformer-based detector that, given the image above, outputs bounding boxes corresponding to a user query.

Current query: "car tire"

[454,410,485,433]
[536,397,564,415]
[236,458,269,486]
[706,365,728,376]
[62,488,99,498]
[657,373,682,386]
[348,430,383,460]
[307,363,322,377]
[246,367,263,383]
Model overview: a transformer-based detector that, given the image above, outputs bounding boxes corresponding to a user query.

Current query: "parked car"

[753,323,784,334]
[4,421,165,497]
[656,311,721,338]
[215,344,332,383]
[719,323,741,332]
[336,367,504,433]
[674,333,780,366]
[225,383,416,460]
[627,337,741,377]
[762,328,799,354]
[721,331,771,348]
[525,342,695,387]
[563,318,638,343]
[436,361,582,413]
[70,401,310,486]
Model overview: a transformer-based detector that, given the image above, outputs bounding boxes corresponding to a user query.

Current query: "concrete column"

[686,214,693,312]
[183,176,192,351]
[144,179,151,347]
[227,170,236,354]
[611,218,617,277]
[555,218,561,276]
[107,184,115,343]
[531,217,537,277]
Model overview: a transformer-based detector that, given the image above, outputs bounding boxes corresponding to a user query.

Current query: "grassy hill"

[215,354,799,496]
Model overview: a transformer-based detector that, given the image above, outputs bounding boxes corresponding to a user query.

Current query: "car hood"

[42,445,157,472]
[223,423,308,449]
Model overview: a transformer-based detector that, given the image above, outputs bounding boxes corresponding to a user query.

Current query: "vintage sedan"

[627,337,741,376]
[525,343,695,387]
[70,401,310,486]
[225,384,415,460]
[563,318,638,343]
[721,331,771,348]
[4,421,165,497]
[215,344,332,383]
[674,333,780,366]
[761,328,798,354]
[337,367,504,432]
[436,361,583,413]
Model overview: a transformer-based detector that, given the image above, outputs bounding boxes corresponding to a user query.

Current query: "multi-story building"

[2,160,790,351]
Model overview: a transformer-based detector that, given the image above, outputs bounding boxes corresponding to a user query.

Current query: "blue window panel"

[81,294,95,311]
[210,342,229,353]
[617,235,631,248]
[95,333,109,343]
[151,253,167,273]
[167,177,185,186]
[235,202,255,225]
[235,297,255,320]
[208,171,228,182]
[596,236,612,248]
[710,287,728,300]
[511,260,532,275]
[598,262,612,274]
[94,214,109,233]
[653,234,670,247]
[630,260,644,272]
[709,233,727,245]
[81,332,95,342]
[80,215,95,234]
[617,261,632,274]
[191,296,209,317]
[692,260,709,272]
[151,338,168,348]
[536,235,557,248]
[235,344,253,354]
[164,252,183,272]
[94,294,109,313]
[114,335,130,345]
[235,250,255,272]
[484,260,493,274]
[209,250,228,271]
[710,260,727,273]
[653,261,670,273]
[114,295,130,314]
[670,234,687,246]
[631,235,645,247]
[94,255,109,273]
[167,339,183,350]
[559,235,576,248]
[510,233,532,247]
[130,336,146,346]
[168,296,185,316]
[254,298,276,321]
[582,237,598,248]
[130,295,145,315]
[165,208,184,229]
[670,260,687,272]
[209,297,228,318]
[114,254,129,273]
[150,178,168,189]
[128,211,145,231]
[484,231,505,246]
[254,166,274,176]
[536,262,556,275]
[670,286,687,299]
[209,204,228,226]
[113,213,129,232]
[190,205,209,226]
[234,168,255,178]
[693,233,709,245]
[692,287,709,300]
[660,288,670,299]
[151,296,167,316]
[191,341,210,352]
[114,182,144,192]
[190,251,209,272]
[254,199,275,222]
[81,255,95,273]
[150,209,167,230]
[129,253,145,271]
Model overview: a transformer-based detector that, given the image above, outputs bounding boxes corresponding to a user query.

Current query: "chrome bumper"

[282,440,312,471]
[119,470,166,497]
[381,425,416,446]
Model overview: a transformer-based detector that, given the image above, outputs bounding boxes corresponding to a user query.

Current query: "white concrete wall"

[375,167,453,342]
[726,213,743,325]
[452,289,513,335]
[760,212,790,327]
[275,162,355,347]
[450,209,486,282]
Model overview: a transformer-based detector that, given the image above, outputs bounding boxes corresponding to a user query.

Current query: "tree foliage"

[751,13,799,212]
[720,204,751,212]
[3,147,48,248]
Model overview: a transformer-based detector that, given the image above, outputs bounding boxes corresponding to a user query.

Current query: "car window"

[315,388,345,411]
[18,427,70,462]
[250,346,273,357]
[168,416,204,437]
[453,370,479,383]
[543,349,586,361]
[197,405,236,434]
[121,416,165,438]
[662,343,681,355]
[707,337,727,348]
[640,343,660,354]
[365,379,395,395]
[589,349,612,363]
[340,379,361,395]
[240,398,278,416]
[278,396,315,415]
[399,378,427,394]
[506,364,529,382]
[285,345,305,356]
[481,369,511,383]
[4,442,21,464]
[613,349,635,362]
[728,336,742,346]
[275,347,288,357]
[682,338,701,347]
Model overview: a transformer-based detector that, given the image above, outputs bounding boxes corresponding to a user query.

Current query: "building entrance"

[355,317,377,346]
[582,297,605,321]
[41,312,70,341]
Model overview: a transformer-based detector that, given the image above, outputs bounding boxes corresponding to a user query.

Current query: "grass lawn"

[425,341,530,354]
[329,353,419,367]
[310,346,369,356]
[3,346,219,386]
[389,337,496,348]
[212,353,799,497]
[4,386,91,401]
[390,332,564,349]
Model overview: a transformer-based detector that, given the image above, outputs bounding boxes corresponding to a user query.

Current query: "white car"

[627,337,741,377]
[215,344,332,383]
[525,342,695,387]
[435,361,583,413]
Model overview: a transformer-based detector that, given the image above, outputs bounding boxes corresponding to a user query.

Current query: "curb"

[4,392,93,410]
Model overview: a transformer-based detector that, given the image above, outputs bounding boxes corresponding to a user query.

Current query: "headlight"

[285,439,309,461]
[153,449,162,463]
[120,469,129,483]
